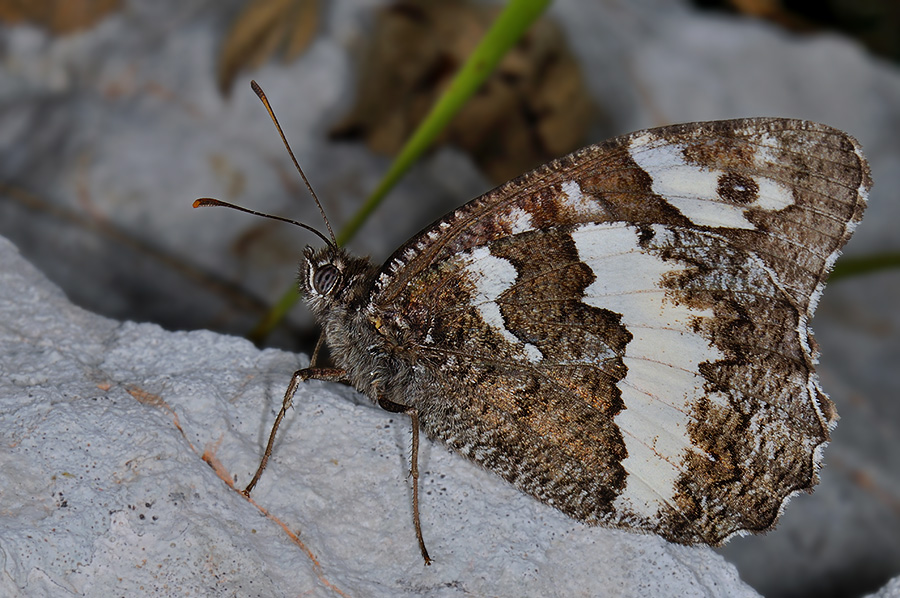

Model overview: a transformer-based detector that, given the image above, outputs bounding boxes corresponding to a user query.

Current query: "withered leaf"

[0,0,122,35]
[217,0,319,95]
[330,0,595,184]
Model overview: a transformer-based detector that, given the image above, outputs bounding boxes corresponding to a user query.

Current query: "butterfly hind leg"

[378,396,432,565]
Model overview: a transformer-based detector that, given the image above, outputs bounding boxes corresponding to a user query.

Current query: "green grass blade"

[250,0,551,342]
[336,0,551,246]
[830,252,900,280]
[250,286,302,343]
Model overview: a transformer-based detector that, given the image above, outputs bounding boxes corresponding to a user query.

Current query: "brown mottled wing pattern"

[369,118,869,544]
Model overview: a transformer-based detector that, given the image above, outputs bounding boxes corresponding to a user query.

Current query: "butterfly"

[196,85,869,563]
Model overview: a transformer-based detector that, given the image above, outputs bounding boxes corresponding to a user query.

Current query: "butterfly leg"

[377,397,432,565]
[243,367,348,496]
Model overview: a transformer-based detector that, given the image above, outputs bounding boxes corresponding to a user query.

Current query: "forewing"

[371,118,869,543]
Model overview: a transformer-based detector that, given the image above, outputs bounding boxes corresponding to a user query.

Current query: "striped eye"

[313,265,340,295]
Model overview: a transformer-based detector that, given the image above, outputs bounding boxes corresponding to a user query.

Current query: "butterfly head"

[301,245,378,316]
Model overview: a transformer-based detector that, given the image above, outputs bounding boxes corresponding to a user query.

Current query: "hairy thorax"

[303,250,424,410]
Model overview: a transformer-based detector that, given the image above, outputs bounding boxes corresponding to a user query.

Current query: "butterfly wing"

[369,118,869,544]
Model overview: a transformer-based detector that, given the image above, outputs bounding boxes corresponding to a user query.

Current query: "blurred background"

[0,1,897,596]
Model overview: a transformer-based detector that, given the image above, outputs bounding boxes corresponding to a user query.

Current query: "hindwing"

[367,118,869,543]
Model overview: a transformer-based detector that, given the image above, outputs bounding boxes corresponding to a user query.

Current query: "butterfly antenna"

[250,80,337,246]
[192,198,333,247]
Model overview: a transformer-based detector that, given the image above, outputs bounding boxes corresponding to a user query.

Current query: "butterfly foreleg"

[243,366,349,495]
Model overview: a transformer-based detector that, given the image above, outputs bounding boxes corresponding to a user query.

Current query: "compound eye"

[313,265,340,295]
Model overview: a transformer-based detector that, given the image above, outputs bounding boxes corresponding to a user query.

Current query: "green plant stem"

[250,0,550,343]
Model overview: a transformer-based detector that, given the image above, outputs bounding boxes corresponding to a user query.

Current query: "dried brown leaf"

[284,0,318,60]
[331,0,595,184]
[0,0,121,34]
[218,0,319,95]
